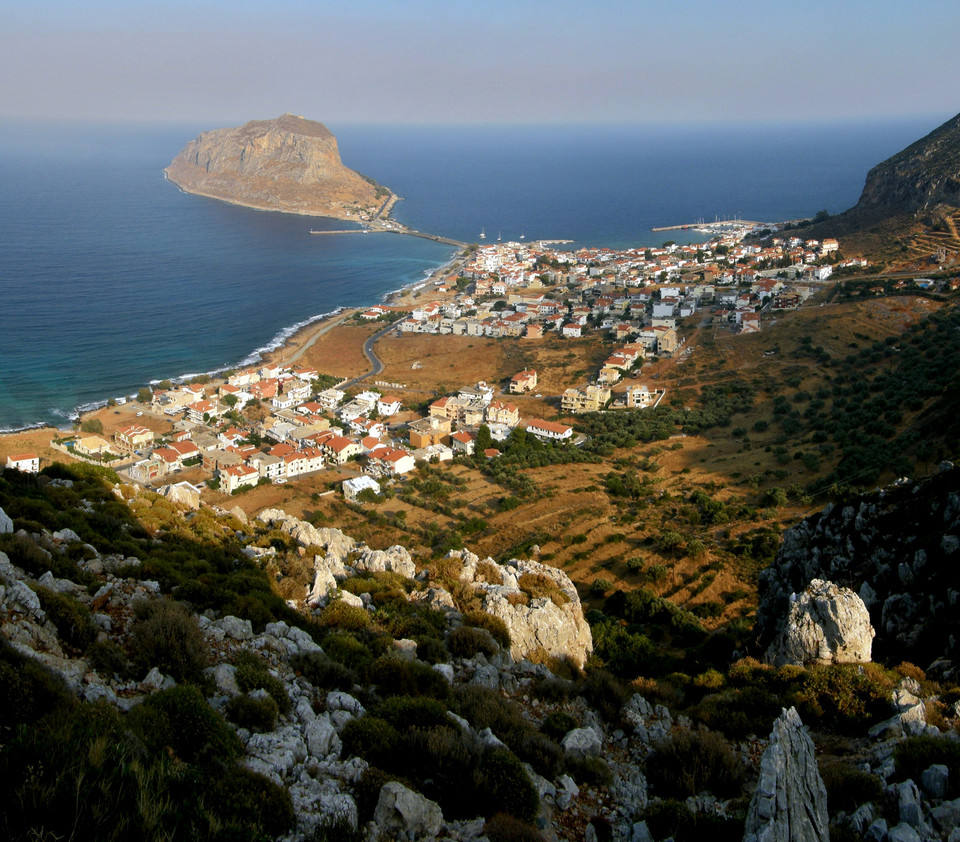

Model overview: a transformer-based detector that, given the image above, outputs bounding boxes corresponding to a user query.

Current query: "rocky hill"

[165,114,392,221]
[853,112,960,222]
[5,464,960,842]
[756,464,960,675]
[762,110,960,264]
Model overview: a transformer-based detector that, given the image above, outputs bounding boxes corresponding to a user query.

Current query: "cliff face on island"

[853,111,960,220]
[165,114,391,220]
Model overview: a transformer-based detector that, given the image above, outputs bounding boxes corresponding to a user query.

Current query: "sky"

[2,0,958,126]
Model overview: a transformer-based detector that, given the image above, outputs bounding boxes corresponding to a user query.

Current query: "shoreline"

[0,243,464,441]
[163,170,401,227]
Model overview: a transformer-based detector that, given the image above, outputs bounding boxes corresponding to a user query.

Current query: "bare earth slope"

[165,114,390,220]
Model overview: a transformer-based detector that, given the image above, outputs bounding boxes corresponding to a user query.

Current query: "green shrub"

[0,638,75,728]
[372,696,450,731]
[34,586,97,652]
[643,797,743,842]
[415,636,450,665]
[0,532,55,578]
[540,711,578,742]
[367,655,451,701]
[565,754,614,786]
[642,799,695,841]
[694,686,782,738]
[648,728,745,798]
[791,664,893,734]
[484,812,547,842]
[474,750,540,823]
[894,736,960,797]
[819,760,885,814]
[354,767,415,824]
[517,731,564,780]
[454,685,532,749]
[448,626,499,659]
[130,684,240,764]
[402,725,482,809]
[128,599,209,684]
[233,650,291,714]
[463,610,512,650]
[86,638,133,680]
[206,762,294,839]
[579,668,629,722]
[341,716,400,766]
[225,692,279,732]
[318,599,371,631]
[290,650,357,691]
[517,573,570,606]
[322,631,378,672]
[306,816,366,842]
[530,675,578,703]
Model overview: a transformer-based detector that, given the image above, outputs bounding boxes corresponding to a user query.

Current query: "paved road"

[338,322,398,390]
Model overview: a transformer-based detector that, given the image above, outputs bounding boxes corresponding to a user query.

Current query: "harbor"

[652,217,772,233]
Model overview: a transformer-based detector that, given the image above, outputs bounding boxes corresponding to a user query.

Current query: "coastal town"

[0,225,892,503]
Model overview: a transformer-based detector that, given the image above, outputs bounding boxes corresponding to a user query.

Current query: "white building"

[6,452,39,473]
[343,475,381,502]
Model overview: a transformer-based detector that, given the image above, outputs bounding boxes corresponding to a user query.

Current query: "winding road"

[338,322,398,390]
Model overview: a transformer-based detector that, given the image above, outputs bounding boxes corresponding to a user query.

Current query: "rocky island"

[165,114,395,222]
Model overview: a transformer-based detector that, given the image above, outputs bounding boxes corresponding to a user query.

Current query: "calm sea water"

[0,117,940,430]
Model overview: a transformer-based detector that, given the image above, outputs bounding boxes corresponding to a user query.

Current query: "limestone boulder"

[562,727,602,758]
[482,559,592,668]
[764,579,874,668]
[307,565,338,606]
[257,509,356,562]
[743,707,829,842]
[0,507,12,534]
[354,545,416,579]
[373,781,443,839]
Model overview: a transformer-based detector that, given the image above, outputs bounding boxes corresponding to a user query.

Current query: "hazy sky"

[3,0,957,126]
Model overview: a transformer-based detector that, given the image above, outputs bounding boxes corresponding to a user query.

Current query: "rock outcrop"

[258,509,357,563]
[743,707,829,842]
[756,467,960,672]
[763,579,874,668]
[165,114,392,221]
[853,111,960,221]
[450,550,593,668]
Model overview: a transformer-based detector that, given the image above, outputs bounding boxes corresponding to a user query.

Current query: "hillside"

[855,112,960,222]
[165,114,392,221]
[788,110,960,265]
[4,454,960,841]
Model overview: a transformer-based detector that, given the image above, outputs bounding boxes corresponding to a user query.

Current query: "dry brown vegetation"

[4,286,954,635]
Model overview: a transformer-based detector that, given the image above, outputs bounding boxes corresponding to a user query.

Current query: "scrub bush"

[128,599,208,684]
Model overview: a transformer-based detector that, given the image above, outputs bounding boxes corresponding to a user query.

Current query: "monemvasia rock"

[166,115,389,221]
[742,707,829,842]
[763,579,875,668]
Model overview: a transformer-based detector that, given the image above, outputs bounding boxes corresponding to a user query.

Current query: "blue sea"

[0,116,942,431]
